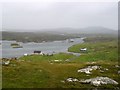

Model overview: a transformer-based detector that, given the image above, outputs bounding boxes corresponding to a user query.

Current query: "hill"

[2,27,117,42]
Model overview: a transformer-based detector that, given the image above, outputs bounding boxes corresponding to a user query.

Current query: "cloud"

[2,2,118,31]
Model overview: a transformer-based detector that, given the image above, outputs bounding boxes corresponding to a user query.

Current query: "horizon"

[2,26,118,32]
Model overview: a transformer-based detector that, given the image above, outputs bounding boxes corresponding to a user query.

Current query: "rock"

[73,78,79,82]
[80,79,91,83]
[54,60,62,62]
[91,80,101,86]
[79,77,118,86]
[3,60,10,66]
[91,62,96,64]
[77,65,100,74]
[100,70,104,73]
[91,66,100,70]
[85,70,91,74]
[115,65,120,68]
[105,68,109,71]
[118,71,120,74]
[66,78,73,82]
[66,78,78,82]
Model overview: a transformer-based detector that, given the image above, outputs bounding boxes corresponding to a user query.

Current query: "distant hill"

[3,27,117,34]
[78,27,117,34]
[2,27,117,42]
[44,27,117,34]
[1,31,77,43]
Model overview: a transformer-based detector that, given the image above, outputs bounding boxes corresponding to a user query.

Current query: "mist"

[2,2,118,31]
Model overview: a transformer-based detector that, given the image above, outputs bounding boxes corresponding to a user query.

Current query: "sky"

[0,0,119,31]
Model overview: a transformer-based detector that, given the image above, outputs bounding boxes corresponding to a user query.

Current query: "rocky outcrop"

[77,65,101,74]
[79,77,118,86]
[65,76,118,87]
[64,64,119,87]
[2,60,10,66]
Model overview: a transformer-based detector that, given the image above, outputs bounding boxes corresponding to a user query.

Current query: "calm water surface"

[0,38,83,58]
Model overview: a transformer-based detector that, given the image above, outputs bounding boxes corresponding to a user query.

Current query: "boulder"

[91,66,100,70]
[66,78,73,82]
[115,65,119,68]
[79,77,118,86]
[3,60,10,66]
[91,80,101,86]
[118,71,120,74]
[77,65,100,74]
[66,78,79,82]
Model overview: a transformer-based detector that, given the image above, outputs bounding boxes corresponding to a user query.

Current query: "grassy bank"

[2,36,119,89]
[68,40,118,62]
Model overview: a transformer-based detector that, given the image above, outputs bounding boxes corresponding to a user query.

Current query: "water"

[0,38,84,58]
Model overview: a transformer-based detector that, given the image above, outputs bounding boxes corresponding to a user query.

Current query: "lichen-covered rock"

[91,80,101,86]
[79,77,118,86]
[66,78,73,82]
[72,78,79,82]
[66,78,79,82]
[77,65,100,74]
[91,65,100,70]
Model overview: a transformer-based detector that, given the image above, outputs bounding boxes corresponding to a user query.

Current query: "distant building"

[68,39,74,42]
[80,48,87,51]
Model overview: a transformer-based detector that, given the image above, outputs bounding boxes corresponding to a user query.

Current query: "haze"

[2,2,118,31]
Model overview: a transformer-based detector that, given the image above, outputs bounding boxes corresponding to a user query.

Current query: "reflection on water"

[1,38,83,58]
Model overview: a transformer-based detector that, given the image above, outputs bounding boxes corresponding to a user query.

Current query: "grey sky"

[2,2,118,31]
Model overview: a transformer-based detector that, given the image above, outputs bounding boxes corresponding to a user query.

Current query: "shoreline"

[1,37,84,59]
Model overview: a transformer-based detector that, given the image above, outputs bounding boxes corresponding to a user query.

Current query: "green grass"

[2,37,119,89]
[2,58,119,88]
[68,40,118,62]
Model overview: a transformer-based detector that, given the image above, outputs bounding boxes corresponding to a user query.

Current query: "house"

[69,39,74,42]
[34,51,41,54]
[80,48,87,51]
[34,51,43,55]
[24,53,28,56]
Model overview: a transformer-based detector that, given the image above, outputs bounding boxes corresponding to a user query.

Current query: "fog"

[2,2,118,31]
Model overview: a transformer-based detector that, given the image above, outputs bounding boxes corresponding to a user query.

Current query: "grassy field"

[2,36,119,89]
[68,40,118,62]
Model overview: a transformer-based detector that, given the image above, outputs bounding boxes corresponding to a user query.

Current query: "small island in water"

[11,43,23,48]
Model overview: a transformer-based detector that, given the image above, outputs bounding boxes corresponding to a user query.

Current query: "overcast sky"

[1,1,118,31]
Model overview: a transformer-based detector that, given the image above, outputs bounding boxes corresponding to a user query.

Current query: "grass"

[2,36,119,89]
[68,40,118,62]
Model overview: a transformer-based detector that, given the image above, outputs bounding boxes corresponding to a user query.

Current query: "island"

[11,43,23,48]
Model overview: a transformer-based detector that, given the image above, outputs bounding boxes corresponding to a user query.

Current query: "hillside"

[2,36,119,89]
[2,27,117,42]
[1,31,77,43]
